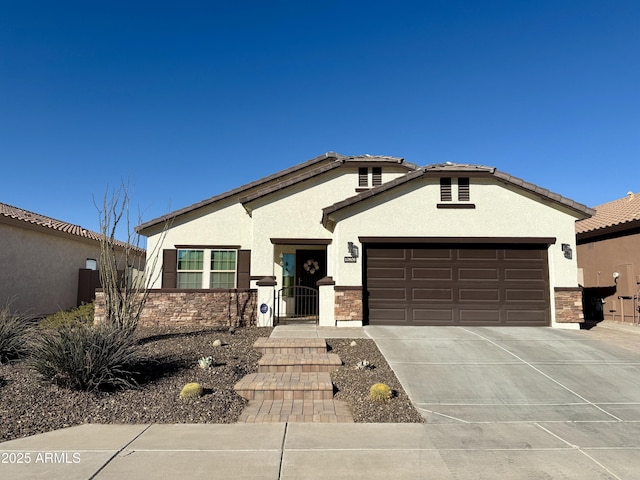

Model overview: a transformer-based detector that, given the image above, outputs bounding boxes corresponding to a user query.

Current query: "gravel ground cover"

[0,326,423,443]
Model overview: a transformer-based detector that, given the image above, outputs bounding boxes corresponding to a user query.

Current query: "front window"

[210,250,237,288]
[177,249,203,288]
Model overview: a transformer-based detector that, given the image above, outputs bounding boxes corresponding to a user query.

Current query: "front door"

[294,249,326,316]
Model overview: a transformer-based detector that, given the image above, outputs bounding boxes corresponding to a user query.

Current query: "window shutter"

[458,177,470,201]
[440,178,452,201]
[372,167,382,186]
[162,249,177,288]
[358,167,368,187]
[237,250,251,289]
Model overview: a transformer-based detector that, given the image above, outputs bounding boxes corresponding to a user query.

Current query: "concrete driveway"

[365,324,640,478]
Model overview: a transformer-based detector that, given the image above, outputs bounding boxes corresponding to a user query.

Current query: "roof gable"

[136,151,417,232]
[322,163,594,227]
[576,191,640,237]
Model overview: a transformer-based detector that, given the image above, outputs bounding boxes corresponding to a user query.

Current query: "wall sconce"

[348,242,359,259]
[561,243,572,260]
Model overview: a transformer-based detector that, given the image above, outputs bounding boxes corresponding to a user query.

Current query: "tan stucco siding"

[145,199,253,288]
[331,178,581,290]
[0,223,103,316]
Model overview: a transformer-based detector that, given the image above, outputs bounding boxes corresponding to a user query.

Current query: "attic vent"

[458,177,470,201]
[440,178,452,201]
[372,167,382,186]
[358,167,368,187]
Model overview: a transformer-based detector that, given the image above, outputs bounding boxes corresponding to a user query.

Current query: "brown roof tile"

[0,202,144,252]
[575,191,640,234]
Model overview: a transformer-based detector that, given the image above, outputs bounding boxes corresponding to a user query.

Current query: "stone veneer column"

[334,286,363,327]
[256,277,277,327]
[554,287,584,324]
[317,276,336,327]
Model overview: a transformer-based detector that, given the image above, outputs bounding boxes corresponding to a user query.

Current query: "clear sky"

[2,1,638,241]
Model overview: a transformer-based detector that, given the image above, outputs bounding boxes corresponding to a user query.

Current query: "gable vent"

[458,177,470,201]
[372,167,382,186]
[440,177,452,201]
[358,167,368,187]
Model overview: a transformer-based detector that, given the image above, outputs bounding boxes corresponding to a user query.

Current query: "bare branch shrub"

[96,182,167,336]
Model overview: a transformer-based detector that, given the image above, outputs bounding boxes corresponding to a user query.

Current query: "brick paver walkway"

[235,337,354,423]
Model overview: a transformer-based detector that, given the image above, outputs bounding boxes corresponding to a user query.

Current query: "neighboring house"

[136,152,593,329]
[0,202,145,317]
[576,191,640,324]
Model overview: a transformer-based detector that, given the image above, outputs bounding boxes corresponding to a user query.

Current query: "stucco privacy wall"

[330,178,580,288]
[0,223,103,316]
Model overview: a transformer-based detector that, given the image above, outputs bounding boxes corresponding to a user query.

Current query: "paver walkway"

[234,336,354,423]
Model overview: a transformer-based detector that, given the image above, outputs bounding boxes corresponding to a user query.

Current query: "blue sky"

[2,1,638,241]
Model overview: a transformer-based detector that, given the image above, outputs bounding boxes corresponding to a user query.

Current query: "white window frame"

[209,249,238,289]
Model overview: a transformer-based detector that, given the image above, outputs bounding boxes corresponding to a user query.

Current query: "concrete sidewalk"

[3,421,640,479]
[2,322,639,479]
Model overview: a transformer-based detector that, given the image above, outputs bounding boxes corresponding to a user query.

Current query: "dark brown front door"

[295,249,326,315]
[366,245,550,326]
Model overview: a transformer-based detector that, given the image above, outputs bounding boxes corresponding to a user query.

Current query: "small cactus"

[180,382,204,399]
[369,383,393,402]
[212,339,222,347]
[198,356,213,369]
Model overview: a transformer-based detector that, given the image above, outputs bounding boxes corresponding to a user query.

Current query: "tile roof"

[0,202,144,251]
[136,152,418,232]
[575,191,640,235]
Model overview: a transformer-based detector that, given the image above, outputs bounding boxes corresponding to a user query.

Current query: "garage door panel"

[412,309,455,323]
[369,287,407,300]
[412,267,453,280]
[459,288,500,302]
[457,249,499,260]
[505,289,547,302]
[411,249,452,260]
[504,268,546,281]
[459,309,502,323]
[458,268,499,281]
[366,245,550,327]
[367,267,406,280]
[412,288,453,301]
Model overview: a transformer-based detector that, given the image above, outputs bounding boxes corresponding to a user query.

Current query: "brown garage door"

[365,245,550,326]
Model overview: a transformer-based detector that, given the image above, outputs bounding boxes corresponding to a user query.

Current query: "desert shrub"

[180,382,204,399]
[369,383,393,402]
[30,323,140,391]
[0,303,32,363]
[40,303,94,330]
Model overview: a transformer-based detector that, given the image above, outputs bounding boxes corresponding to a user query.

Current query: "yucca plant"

[0,302,32,363]
[29,323,140,391]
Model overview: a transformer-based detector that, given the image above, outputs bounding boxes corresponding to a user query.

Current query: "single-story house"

[0,202,145,317]
[576,191,640,324]
[136,152,593,328]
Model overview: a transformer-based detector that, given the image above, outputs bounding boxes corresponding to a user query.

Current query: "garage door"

[366,245,550,326]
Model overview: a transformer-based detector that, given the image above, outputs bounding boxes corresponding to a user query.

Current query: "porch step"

[234,372,334,401]
[253,337,327,355]
[258,353,342,373]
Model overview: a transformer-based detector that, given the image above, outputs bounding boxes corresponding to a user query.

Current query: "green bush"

[40,302,94,330]
[180,382,204,400]
[369,383,393,402]
[0,303,32,363]
[30,323,140,391]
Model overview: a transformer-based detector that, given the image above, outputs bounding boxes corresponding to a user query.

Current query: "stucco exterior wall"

[1,223,103,316]
[577,231,640,323]
[331,178,581,292]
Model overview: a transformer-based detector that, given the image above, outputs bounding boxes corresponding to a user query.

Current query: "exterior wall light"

[561,243,572,260]
[348,242,359,259]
